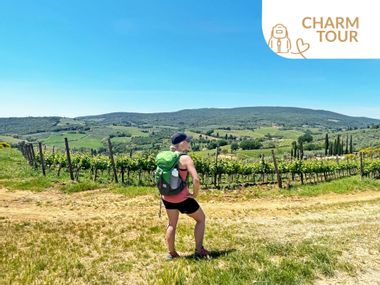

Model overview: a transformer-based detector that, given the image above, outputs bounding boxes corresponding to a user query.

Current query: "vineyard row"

[17,140,380,189]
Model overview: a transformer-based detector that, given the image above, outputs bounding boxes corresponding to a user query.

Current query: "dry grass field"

[1,183,379,284]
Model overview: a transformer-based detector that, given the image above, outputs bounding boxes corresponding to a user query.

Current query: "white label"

[262,0,380,59]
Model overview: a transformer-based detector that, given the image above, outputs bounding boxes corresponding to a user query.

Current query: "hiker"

[162,132,210,259]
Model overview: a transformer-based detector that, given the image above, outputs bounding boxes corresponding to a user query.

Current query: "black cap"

[171,132,191,145]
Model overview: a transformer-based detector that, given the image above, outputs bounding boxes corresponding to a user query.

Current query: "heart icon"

[296,38,310,53]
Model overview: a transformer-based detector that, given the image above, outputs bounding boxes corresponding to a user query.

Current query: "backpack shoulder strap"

[174,152,189,170]
[175,152,188,161]
[166,152,186,169]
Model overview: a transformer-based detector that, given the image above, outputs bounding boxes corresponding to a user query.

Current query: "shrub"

[239,139,262,150]
[0,142,11,149]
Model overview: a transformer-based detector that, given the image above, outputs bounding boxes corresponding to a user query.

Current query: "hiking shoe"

[166,251,180,261]
[194,246,211,259]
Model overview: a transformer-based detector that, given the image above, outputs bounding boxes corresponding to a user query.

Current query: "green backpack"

[155,151,187,195]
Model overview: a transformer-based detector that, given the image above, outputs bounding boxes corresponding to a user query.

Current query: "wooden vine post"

[271,150,282,189]
[30,143,38,169]
[108,138,118,183]
[64,138,75,181]
[38,142,46,176]
[214,146,219,188]
[359,152,364,180]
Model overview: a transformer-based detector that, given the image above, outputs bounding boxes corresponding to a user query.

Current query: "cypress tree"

[349,135,353,153]
[337,135,341,155]
[291,141,297,159]
[325,133,329,156]
[329,143,333,156]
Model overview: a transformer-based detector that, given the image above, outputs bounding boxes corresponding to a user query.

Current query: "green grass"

[110,185,157,197]
[212,127,305,141]
[0,148,55,191]
[201,176,380,203]
[110,136,132,144]
[42,133,104,149]
[59,180,102,193]
[290,176,380,197]
[0,177,54,192]
[252,127,304,140]
[0,214,349,285]
[33,126,149,151]
[108,126,150,137]
[269,176,380,198]
[152,239,342,285]
[0,135,22,144]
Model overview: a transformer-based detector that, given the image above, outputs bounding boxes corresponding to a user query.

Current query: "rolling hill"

[1,107,379,136]
[78,107,380,129]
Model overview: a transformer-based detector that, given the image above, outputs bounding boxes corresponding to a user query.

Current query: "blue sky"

[0,0,379,118]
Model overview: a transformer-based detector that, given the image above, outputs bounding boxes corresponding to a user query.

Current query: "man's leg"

[165,209,179,254]
[187,207,206,252]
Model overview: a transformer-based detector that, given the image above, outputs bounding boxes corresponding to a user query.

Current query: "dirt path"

[1,188,379,284]
[2,188,379,222]
[0,187,157,222]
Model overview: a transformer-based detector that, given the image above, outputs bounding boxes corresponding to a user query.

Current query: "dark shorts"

[162,198,200,214]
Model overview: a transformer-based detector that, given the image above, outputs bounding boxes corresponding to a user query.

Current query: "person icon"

[268,24,291,54]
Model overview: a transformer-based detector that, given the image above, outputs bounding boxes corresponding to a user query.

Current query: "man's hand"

[187,193,197,199]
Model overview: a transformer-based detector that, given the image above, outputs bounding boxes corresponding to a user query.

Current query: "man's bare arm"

[183,156,200,198]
